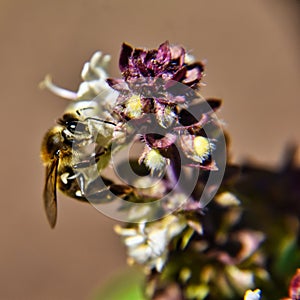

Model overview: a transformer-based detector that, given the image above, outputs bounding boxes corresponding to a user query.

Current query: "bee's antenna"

[76,107,95,116]
[84,117,116,126]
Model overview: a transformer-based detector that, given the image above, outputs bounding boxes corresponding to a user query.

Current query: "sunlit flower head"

[244,289,261,300]
[114,215,187,272]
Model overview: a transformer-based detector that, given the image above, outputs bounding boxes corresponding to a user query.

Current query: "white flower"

[39,51,114,103]
[244,289,261,300]
[115,215,187,272]
[77,51,112,100]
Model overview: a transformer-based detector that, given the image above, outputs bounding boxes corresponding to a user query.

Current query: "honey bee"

[41,103,120,228]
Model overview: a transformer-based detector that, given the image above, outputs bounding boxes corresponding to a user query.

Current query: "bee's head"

[40,126,68,162]
[58,113,90,142]
[58,113,83,131]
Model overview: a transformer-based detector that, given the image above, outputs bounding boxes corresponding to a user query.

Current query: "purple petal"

[144,133,177,149]
[186,161,218,171]
[106,78,129,91]
[171,67,187,82]
[119,43,133,72]
[170,45,185,64]
[183,63,205,85]
[156,41,171,65]
[145,49,157,70]
[131,49,150,77]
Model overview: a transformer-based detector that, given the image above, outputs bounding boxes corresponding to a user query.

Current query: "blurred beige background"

[0,0,299,299]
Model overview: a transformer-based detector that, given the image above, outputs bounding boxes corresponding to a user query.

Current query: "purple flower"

[107,42,221,177]
[107,41,205,126]
[118,41,204,87]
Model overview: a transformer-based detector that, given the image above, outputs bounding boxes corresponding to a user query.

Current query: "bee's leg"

[93,145,109,163]
[73,147,108,169]
[58,170,87,201]
[73,156,97,169]
[67,172,86,197]
[84,176,134,204]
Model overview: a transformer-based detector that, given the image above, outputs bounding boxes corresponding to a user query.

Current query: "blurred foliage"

[91,268,145,300]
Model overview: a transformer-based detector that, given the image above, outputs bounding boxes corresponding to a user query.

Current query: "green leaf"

[91,268,145,300]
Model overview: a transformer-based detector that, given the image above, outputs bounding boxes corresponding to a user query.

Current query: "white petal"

[114,225,137,237]
[215,192,240,206]
[128,244,152,263]
[124,235,145,247]
[148,229,167,255]
[244,289,261,300]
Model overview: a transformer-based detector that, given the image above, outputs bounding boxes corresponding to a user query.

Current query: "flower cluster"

[285,269,300,300]
[107,42,220,178]
[115,214,187,272]
[143,178,268,299]
[108,41,204,113]
[41,41,300,300]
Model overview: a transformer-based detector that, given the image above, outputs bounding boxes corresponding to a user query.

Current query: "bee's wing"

[43,158,59,228]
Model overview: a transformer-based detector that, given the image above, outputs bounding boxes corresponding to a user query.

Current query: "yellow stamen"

[126,94,143,118]
[144,149,166,173]
[193,136,211,158]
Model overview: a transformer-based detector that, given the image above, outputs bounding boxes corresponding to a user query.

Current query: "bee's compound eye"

[58,114,87,134]
[67,121,77,133]
[67,121,86,134]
